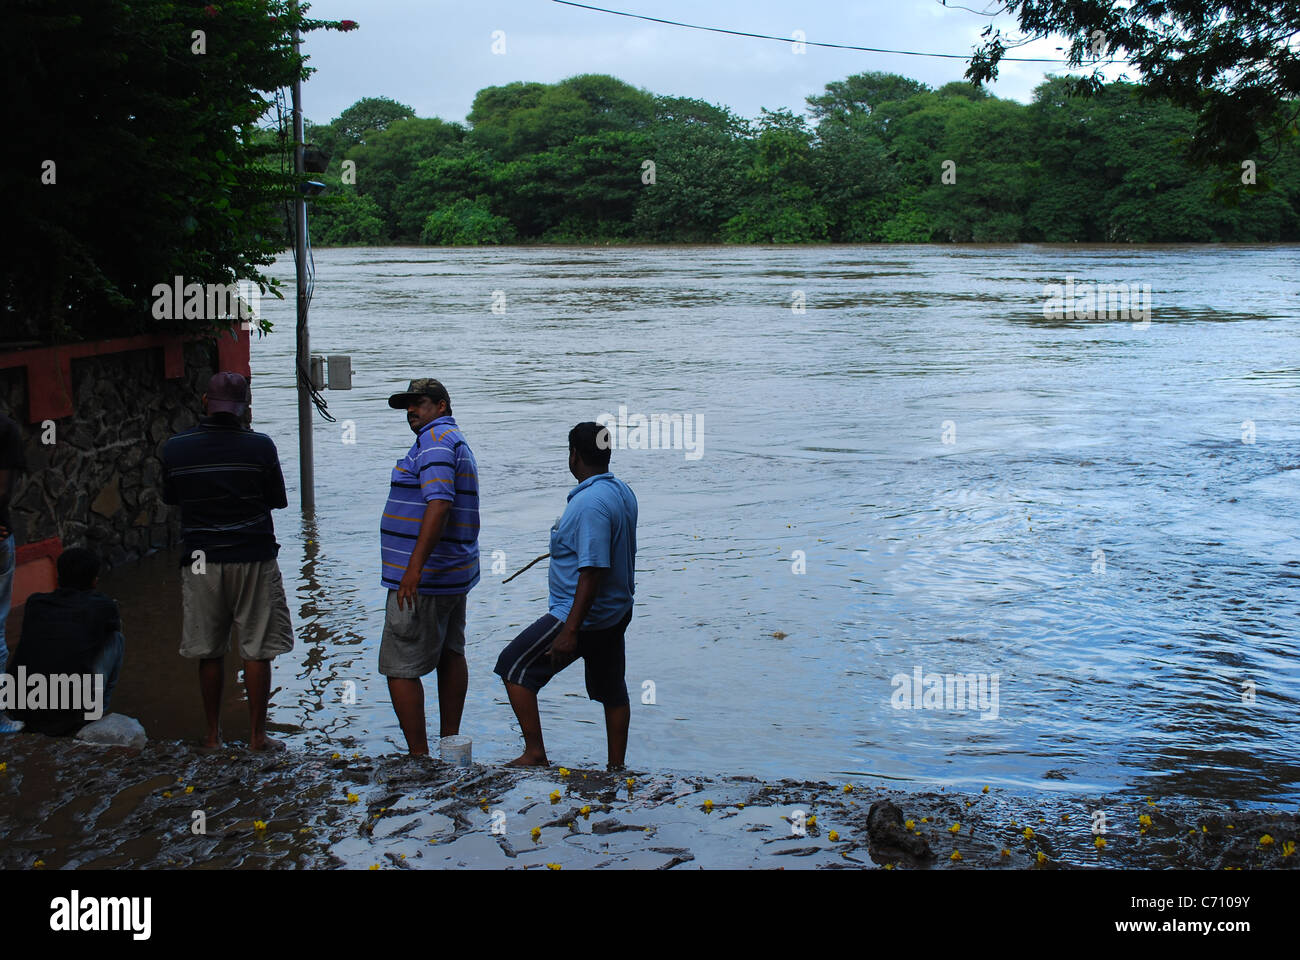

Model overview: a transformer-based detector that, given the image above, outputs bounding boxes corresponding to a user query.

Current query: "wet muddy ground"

[2,735,1296,870]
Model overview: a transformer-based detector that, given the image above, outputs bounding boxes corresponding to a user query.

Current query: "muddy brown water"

[22,245,1300,807]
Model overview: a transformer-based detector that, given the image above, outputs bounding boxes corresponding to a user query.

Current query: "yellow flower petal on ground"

[1000,848,1010,857]
[546,863,561,870]
[905,819,915,829]
[702,799,714,812]
[254,820,267,831]
[298,827,312,834]
[580,805,591,817]
[737,802,745,809]
[1281,841,1295,857]
[368,864,379,870]
[806,815,817,828]
[626,778,635,788]
[1023,827,1035,840]
[828,830,839,842]
[950,850,962,861]
[948,822,961,834]
[558,767,570,777]
[0,763,6,773]
[1139,814,1151,828]
[1259,834,1274,846]
[1094,836,1107,848]
[34,859,45,868]
[920,817,929,823]
[346,793,359,803]
[843,784,853,793]
[162,791,172,798]
[185,786,194,794]
[549,790,561,803]
[531,827,541,841]
[1036,851,1047,865]
[982,785,989,794]
[332,753,341,759]
[884,863,894,870]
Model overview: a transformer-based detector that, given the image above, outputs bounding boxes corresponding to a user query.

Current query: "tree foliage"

[4,0,357,342]
[306,71,1297,248]
[965,0,1300,171]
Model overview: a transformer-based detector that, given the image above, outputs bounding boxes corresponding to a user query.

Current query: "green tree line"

[306,72,1300,246]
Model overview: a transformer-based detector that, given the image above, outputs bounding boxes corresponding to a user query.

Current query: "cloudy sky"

[296,0,1134,127]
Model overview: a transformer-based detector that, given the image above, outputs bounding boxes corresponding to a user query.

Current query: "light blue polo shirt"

[548,473,637,629]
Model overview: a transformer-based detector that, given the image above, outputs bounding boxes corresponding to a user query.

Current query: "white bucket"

[439,735,472,767]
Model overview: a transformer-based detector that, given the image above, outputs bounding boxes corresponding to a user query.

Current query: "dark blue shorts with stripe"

[493,608,632,706]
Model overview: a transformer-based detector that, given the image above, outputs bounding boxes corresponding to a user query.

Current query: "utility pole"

[291,5,314,511]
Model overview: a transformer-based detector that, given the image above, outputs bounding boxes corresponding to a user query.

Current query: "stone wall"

[0,340,217,568]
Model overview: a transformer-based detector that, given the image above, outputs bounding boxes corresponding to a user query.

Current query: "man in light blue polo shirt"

[494,422,637,769]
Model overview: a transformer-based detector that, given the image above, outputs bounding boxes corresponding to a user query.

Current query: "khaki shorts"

[180,559,294,661]
[378,590,466,678]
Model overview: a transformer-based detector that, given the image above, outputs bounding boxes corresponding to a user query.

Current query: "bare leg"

[388,676,429,755]
[503,681,548,766]
[243,659,282,751]
[436,651,468,738]
[604,702,630,769]
[198,657,224,748]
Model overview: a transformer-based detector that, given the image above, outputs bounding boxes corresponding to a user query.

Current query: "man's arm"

[397,499,451,609]
[551,566,607,663]
[264,443,288,510]
[0,415,23,538]
[0,467,10,538]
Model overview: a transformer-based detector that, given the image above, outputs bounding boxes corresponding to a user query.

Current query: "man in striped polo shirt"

[379,378,479,755]
[162,372,294,751]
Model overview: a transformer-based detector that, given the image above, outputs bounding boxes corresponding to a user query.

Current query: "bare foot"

[198,733,222,752]
[505,751,549,767]
[250,736,286,752]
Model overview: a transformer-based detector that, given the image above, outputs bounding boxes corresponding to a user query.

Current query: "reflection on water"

[102,245,1300,803]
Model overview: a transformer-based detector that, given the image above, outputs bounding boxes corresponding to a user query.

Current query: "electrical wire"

[550,0,1127,65]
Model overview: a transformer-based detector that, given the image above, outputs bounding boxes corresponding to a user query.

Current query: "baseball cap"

[207,371,250,416]
[388,378,451,410]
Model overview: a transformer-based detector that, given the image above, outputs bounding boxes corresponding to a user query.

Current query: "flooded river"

[103,244,1300,804]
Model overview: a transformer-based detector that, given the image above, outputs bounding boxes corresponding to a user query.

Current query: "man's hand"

[397,565,422,610]
[550,624,578,666]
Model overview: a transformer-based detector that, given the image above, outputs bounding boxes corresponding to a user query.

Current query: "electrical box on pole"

[327,355,353,390]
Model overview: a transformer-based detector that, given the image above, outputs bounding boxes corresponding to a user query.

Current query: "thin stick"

[502,553,550,584]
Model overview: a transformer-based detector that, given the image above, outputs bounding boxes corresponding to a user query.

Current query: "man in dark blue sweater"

[161,372,293,751]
